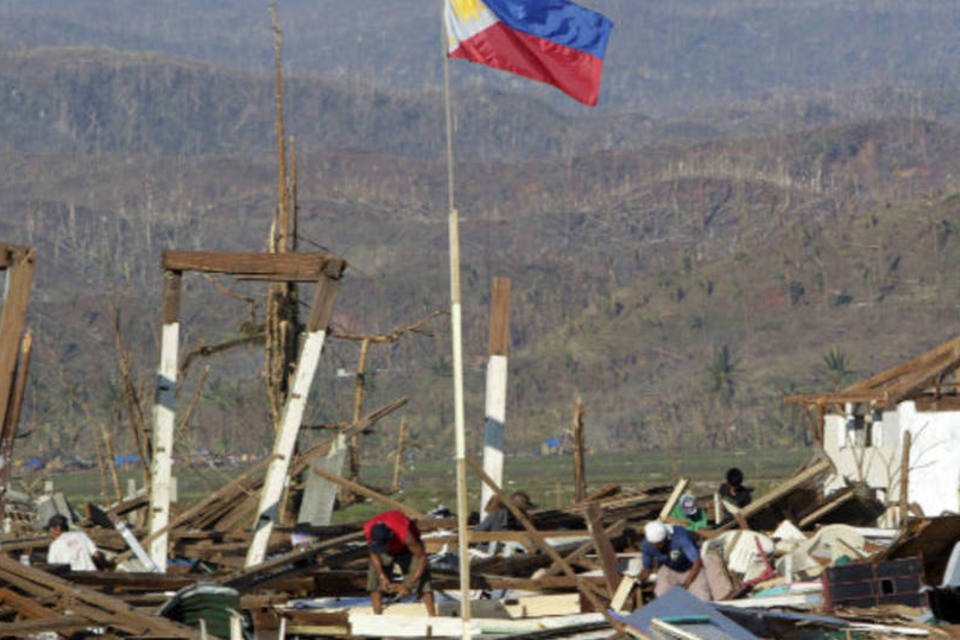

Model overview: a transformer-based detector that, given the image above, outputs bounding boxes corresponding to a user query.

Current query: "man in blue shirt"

[638,520,712,600]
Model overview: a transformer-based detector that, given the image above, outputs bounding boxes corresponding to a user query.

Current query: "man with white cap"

[638,520,711,600]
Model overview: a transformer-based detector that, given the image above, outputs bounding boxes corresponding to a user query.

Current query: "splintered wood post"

[0,247,35,507]
[264,5,301,433]
[246,269,342,568]
[572,397,587,502]
[899,430,911,526]
[148,269,181,570]
[392,418,407,493]
[481,277,510,513]
[347,337,372,487]
[0,330,30,514]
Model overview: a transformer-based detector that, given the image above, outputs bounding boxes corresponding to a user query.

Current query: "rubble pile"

[0,454,955,639]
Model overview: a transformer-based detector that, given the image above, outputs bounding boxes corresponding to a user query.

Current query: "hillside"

[4,1,960,115]
[5,109,960,463]
[2,3,960,465]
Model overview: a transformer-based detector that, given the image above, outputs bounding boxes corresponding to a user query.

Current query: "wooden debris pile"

[0,449,951,639]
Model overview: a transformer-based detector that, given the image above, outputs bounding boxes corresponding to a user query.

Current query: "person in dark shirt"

[638,521,711,600]
[476,491,535,532]
[364,510,435,616]
[718,467,752,523]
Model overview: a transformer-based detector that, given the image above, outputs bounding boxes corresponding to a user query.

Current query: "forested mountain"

[2,2,960,464]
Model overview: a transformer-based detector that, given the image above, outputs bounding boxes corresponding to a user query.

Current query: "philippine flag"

[445,0,613,107]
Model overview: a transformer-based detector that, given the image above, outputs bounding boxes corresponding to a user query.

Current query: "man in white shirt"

[45,514,102,571]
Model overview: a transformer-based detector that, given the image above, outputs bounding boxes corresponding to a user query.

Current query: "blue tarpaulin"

[114,454,141,467]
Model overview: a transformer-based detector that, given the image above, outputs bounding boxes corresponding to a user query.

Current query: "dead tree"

[264,4,302,431]
[330,310,443,502]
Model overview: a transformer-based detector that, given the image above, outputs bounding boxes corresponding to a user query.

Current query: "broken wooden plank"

[163,250,346,282]
[0,555,198,637]
[0,330,31,514]
[610,576,637,613]
[658,477,690,521]
[585,502,621,594]
[220,530,365,591]
[0,246,35,470]
[310,466,425,519]
[798,489,856,528]
[715,458,833,531]
[543,519,626,578]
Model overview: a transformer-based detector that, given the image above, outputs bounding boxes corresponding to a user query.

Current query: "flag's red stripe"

[450,21,603,106]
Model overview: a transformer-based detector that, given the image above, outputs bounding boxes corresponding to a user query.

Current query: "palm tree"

[823,346,854,391]
[707,344,737,405]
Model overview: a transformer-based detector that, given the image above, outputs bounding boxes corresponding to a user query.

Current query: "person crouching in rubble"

[638,520,712,600]
[364,510,436,616]
[718,467,752,523]
[476,490,534,532]
[45,514,107,571]
[667,492,708,531]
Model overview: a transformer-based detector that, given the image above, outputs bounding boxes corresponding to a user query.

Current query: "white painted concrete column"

[481,355,508,512]
[480,277,510,513]
[245,270,341,567]
[148,270,181,571]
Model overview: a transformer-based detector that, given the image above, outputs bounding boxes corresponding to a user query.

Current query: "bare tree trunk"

[265,4,301,431]
[572,396,587,502]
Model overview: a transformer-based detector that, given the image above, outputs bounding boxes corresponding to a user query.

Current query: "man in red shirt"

[364,510,436,616]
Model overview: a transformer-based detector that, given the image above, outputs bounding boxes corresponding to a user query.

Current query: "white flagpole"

[441,2,472,636]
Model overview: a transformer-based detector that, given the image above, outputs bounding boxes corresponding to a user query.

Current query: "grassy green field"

[25,448,812,525]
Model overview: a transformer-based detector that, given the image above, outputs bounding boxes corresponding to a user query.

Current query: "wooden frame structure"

[148,250,346,570]
[787,334,960,441]
[0,245,35,516]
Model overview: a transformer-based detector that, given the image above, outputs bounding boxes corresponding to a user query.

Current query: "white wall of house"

[822,401,960,517]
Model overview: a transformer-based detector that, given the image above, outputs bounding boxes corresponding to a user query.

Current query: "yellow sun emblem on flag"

[450,0,484,23]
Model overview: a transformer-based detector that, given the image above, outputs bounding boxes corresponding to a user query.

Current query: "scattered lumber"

[0,555,198,637]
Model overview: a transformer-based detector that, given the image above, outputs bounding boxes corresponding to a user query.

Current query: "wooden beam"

[221,531,365,591]
[544,520,625,578]
[311,466,425,519]
[487,277,511,356]
[0,555,198,638]
[0,247,34,445]
[798,489,855,528]
[163,250,345,282]
[658,477,689,521]
[0,330,31,512]
[0,245,31,270]
[585,502,621,593]
[0,586,60,619]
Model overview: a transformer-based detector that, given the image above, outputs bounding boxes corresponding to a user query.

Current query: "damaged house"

[792,335,960,522]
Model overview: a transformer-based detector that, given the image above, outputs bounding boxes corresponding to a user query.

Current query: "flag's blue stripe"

[482,0,613,60]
